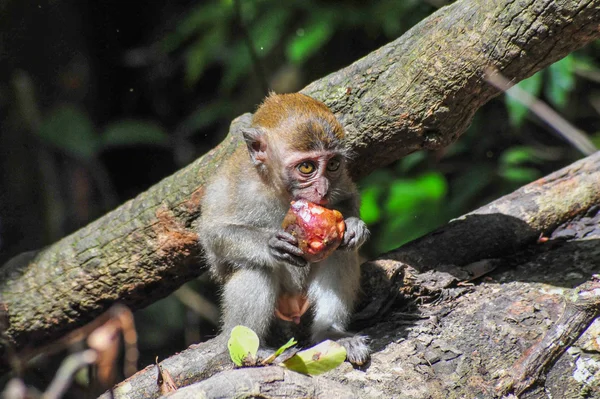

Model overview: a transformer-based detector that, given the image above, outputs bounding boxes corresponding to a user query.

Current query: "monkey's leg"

[221,268,278,341]
[308,251,370,365]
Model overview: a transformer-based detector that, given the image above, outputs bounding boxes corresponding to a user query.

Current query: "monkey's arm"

[200,223,308,270]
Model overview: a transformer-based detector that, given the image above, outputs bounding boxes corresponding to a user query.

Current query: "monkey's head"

[243,93,351,206]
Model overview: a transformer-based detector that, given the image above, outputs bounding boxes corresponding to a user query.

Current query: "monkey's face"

[282,149,345,206]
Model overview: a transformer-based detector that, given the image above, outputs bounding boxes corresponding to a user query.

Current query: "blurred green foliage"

[162,0,434,88]
[37,106,169,160]
[358,45,600,256]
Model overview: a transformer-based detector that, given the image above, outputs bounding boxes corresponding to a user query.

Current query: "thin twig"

[484,67,597,156]
[42,350,98,399]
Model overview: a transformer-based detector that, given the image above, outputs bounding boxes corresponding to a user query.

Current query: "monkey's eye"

[297,161,316,174]
[327,159,340,172]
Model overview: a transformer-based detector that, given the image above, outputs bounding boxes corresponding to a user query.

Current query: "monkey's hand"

[339,217,369,250]
[268,231,310,267]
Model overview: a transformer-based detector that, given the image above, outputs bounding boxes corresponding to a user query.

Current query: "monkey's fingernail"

[293,316,301,324]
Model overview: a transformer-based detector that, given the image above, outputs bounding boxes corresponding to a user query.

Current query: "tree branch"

[1,0,599,368]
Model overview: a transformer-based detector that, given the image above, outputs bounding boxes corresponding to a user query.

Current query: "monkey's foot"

[337,335,370,366]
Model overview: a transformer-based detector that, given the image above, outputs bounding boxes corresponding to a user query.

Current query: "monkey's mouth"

[295,196,328,206]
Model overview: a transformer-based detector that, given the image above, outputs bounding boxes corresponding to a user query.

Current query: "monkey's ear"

[242,127,268,165]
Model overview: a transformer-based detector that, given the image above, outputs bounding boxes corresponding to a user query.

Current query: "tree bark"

[1,0,599,368]
[95,150,600,399]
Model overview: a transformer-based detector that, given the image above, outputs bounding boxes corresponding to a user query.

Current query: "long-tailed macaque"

[198,93,369,364]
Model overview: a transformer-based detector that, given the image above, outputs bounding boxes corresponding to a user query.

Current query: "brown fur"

[252,93,344,152]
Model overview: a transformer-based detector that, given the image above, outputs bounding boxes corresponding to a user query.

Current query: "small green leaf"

[396,151,426,174]
[499,146,542,166]
[261,337,298,365]
[499,166,541,183]
[546,55,575,109]
[228,326,259,366]
[385,173,447,216]
[505,72,543,128]
[274,338,297,358]
[185,28,224,85]
[101,120,169,148]
[37,105,98,160]
[360,186,383,225]
[251,8,290,56]
[415,172,447,199]
[282,340,346,375]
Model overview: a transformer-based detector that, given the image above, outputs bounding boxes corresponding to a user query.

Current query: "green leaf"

[396,151,426,174]
[274,338,297,358]
[101,120,169,148]
[505,72,543,128]
[185,28,224,86]
[360,185,383,225]
[415,172,447,199]
[250,8,290,56]
[228,325,259,367]
[499,146,542,166]
[282,340,346,375]
[160,2,231,53]
[546,55,575,109]
[261,337,298,365]
[286,14,335,64]
[499,166,541,183]
[37,105,98,160]
[220,42,252,93]
[385,180,421,215]
[385,172,447,216]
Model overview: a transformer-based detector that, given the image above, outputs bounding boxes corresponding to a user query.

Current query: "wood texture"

[1,0,599,371]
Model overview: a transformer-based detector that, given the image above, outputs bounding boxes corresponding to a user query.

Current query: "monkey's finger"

[340,231,356,248]
[286,254,309,268]
[275,231,298,245]
[269,237,304,256]
[268,243,306,266]
[279,253,309,268]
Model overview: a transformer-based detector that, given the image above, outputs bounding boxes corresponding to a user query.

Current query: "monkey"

[198,93,370,364]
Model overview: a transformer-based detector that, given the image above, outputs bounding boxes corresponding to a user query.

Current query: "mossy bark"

[1,0,599,370]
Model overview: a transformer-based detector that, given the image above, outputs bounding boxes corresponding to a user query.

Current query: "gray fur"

[198,129,369,364]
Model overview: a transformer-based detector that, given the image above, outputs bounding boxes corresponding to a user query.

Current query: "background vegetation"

[1,0,599,395]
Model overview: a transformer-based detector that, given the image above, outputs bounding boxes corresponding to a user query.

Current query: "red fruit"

[281,200,345,263]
